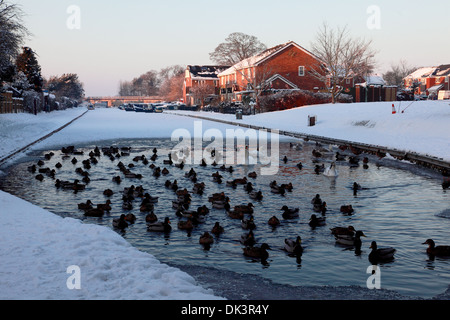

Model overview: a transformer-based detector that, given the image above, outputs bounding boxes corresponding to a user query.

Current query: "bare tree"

[383,60,416,87]
[309,23,377,103]
[210,32,267,65]
[190,82,216,108]
[0,0,30,80]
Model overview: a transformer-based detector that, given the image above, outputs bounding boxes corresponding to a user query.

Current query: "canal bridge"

[85,96,163,107]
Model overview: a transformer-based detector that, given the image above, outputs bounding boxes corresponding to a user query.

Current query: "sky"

[14,0,450,97]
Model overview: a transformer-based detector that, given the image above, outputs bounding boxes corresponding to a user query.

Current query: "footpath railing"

[169,112,450,173]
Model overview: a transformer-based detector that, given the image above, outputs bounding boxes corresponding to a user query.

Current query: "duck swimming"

[268,216,280,227]
[368,241,396,265]
[211,222,224,235]
[281,206,299,219]
[330,226,356,237]
[422,239,450,257]
[199,232,214,246]
[241,217,256,230]
[113,214,128,230]
[240,230,256,246]
[309,214,326,228]
[243,243,270,261]
[284,236,303,256]
[335,231,366,252]
[147,217,171,232]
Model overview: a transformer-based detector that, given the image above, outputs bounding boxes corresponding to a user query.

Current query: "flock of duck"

[28,142,450,266]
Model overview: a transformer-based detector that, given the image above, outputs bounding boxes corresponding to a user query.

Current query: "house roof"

[405,65,450,79]
[218,41,322,77]
[356,74,386,87]
[187,65,230,80]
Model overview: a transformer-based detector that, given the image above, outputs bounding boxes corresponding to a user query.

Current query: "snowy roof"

[435,64,450,77]
[187,65,230,80]
[405,67,437,79]
[405,65,450,80]
[428,84,444,92]
[218,41,321,77]
[357,74,386,87]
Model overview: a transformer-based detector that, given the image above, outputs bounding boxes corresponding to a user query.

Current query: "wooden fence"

[0,92,24,114]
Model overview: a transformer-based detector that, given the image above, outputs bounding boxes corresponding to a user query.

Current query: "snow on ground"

[0,190,222,300]
[1,100,450,300]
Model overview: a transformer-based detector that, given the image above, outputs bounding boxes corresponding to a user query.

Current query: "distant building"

[183,65,230,106]
[217,41,325,104]
[404,65,450,96]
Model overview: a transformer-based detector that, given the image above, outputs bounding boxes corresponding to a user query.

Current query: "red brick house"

[404,65,450,96]
[183,65,230,106]
[217,41,325,104]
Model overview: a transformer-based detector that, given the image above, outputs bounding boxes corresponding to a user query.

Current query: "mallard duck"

[97,200,112,212]
[84,208,104,217]
[199,232,214,245]
[313,202,327,214]
[234,203,254,215]
[340,205,354,215]
[330,226,356,237]
[309,214,326,228]
[125,213,136,223]
[240,231,256,246]
[35,174,44,181]
[78,200,93,211]
[140,202,154,212]
[241,217,256,230]
[145,212,158,223]
[281,206,299,219]
[368,241,396,264]
[248,171,257,179]
[270,185,285,195]
[243,243,270,260]
[335,230,366,247]
[284,236,303,255]
[103,189,114,197]
[178,219,194,231]
[122,201,133,210]
[212,198,230,210]
[422,239,450,257]
[249,190,263,201]
[311,194,322,205]
[148,217,171,232]
[211,222,224,235]
[227,210,244,220]
[268,216,280,226]
[113,214,128,229]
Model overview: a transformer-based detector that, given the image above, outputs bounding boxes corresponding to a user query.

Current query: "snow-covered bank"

[168,100,450,162]
[0,189,222,300]
[0,108,87,163]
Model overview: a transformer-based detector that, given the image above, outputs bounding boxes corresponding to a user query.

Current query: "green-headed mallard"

[369,241,395,264]
[284,236,303,256]
[147,217,171,232]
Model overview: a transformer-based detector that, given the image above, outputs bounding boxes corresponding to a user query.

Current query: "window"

[298,66,305,77]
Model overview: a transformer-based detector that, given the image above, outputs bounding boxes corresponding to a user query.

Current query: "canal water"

[1,138,449,299]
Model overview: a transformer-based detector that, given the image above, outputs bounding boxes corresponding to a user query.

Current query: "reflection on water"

[1,138,450,299]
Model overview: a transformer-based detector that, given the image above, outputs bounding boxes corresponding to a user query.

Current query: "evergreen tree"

[46,73,84,100]
[15,47,43,92]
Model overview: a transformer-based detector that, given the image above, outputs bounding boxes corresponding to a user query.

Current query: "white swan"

[323,162,338,177]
